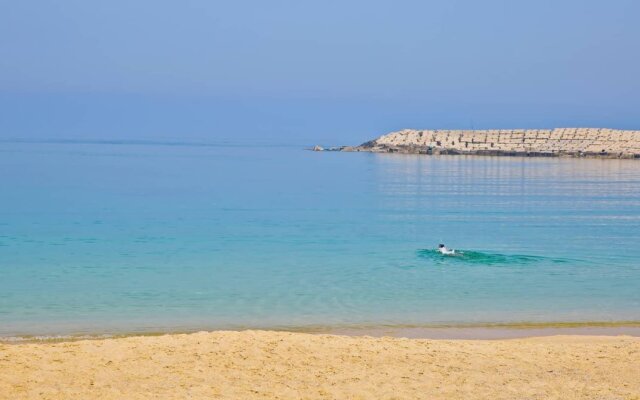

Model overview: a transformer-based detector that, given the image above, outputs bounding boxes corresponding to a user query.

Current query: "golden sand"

[1,331,638,399]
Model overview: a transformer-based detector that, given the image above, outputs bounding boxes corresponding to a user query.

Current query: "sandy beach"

[1,331,638,399]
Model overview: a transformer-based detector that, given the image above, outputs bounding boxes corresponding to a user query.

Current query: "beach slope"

[1,331,638,399]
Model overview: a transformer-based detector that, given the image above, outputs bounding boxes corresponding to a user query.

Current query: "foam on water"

[417,249,572,266]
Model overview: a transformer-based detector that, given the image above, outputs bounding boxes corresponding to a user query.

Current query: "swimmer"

[438,244,455,255]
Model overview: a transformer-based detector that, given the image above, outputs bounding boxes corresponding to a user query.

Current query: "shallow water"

[1,141,640,336]
[416,249,573,266]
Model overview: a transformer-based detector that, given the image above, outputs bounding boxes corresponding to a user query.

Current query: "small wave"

[0,334,114,343]
[417,249,570,266]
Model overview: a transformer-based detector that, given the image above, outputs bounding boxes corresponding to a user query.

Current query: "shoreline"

[328,325,640,340]
[2,330,638,399]
[342,146,640,159]
[4,320,640,343]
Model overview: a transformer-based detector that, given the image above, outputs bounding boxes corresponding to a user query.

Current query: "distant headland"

[332,128,640,158]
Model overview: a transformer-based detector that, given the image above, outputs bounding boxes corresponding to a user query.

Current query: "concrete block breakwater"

[345,128,640,158]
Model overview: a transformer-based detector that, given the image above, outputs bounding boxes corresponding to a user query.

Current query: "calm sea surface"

[1,141,640,336]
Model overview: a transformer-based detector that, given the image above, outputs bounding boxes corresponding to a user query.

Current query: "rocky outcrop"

[345,128,640,158]
[309,145,348,152]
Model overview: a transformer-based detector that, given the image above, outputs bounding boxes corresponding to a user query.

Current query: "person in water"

[438,244,455,255]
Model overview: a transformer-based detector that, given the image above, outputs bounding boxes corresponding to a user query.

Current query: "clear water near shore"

[1,141,640,336]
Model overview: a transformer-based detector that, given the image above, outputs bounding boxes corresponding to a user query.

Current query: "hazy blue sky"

[1,0,638,144]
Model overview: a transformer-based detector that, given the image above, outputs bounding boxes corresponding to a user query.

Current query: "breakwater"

[343,128,640,158]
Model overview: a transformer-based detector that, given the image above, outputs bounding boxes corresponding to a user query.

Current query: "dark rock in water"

[326,146,346,152]
[310,145,348,152]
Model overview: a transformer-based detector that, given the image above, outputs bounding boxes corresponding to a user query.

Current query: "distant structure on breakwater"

[339,128,640,158]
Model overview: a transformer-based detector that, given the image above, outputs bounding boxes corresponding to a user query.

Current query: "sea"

[1,140,640,337]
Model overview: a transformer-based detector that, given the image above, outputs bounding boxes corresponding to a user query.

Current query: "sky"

[1,0,639,145]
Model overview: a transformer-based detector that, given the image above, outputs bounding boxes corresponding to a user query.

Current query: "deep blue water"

[1,141,640,336]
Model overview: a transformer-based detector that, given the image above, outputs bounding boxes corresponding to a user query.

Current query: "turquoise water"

[416,249,571,266]
[1,141,640,336]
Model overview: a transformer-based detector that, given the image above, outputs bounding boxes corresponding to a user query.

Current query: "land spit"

[340,128,640,158]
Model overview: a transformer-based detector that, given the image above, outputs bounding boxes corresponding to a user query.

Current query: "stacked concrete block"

[353,127,640,158]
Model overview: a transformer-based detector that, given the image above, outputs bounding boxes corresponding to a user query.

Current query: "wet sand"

[328,324,640,340]
[1,330,639,399]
